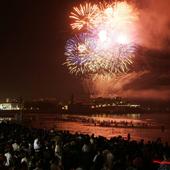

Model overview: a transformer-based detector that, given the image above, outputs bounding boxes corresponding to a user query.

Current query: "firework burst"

[65,1,139,77]
[64,33,99,75]
[69,3,99,31]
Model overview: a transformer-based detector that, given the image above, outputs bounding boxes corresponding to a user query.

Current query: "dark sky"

[0,0,85,100]
[0,0,170,101]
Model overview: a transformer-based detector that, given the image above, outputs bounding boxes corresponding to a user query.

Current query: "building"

[0,99,22,122]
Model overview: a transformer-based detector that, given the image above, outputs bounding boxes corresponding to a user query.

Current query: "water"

[55,113,170,143]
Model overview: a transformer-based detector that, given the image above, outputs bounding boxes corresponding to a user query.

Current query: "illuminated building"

[0,103,20,110]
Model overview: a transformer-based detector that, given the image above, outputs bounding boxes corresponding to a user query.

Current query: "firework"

[69,3,99,30]
[64,33,99,75]
[94,42,135,75]
[64,32,135,76]
[65,1,139,77]
[91,2,138,32]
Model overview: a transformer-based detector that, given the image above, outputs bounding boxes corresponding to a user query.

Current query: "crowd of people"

[0,121,170,170]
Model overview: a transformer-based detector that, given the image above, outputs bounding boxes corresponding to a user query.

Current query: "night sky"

[0,0,170,101]
[0,0,83,99]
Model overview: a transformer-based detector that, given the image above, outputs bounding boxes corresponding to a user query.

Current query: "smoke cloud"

[84,71,149,98]
[137,0,170,50]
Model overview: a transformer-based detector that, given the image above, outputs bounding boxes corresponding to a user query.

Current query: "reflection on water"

[30,112,170,143]
[56,113,170,143]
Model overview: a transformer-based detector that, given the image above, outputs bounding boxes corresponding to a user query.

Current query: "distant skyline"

[0,0,170,101]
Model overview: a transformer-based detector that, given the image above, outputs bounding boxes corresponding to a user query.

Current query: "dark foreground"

[0,122,170,170]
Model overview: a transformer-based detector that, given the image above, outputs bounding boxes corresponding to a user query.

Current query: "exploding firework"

[64,32,135,76]
[69,3,99,30]
[64,33,99,75]
[90,1,138,33]
[94,42,135,75]
[65,1,139,77]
